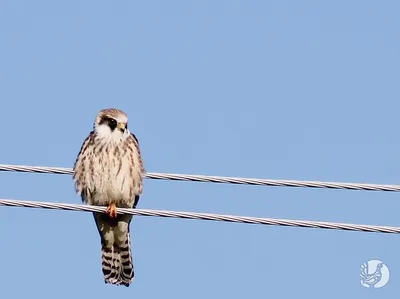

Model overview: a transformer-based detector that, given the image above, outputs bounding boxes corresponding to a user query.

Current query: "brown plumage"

[73,108,145,286]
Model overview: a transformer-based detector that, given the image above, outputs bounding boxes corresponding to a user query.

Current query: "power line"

[0,198,398,234]
[0,163,399,192]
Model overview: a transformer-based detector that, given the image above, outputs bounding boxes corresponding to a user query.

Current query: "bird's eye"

[108,118,117,131]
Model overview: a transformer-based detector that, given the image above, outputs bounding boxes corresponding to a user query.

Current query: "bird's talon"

[105,203,117,218]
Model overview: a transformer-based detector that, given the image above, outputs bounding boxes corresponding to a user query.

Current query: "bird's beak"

[117,122,127,132]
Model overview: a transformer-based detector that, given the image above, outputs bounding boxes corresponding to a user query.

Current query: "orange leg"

[105,203,117,218]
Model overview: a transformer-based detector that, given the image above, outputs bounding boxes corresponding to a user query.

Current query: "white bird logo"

[360,262,384,288]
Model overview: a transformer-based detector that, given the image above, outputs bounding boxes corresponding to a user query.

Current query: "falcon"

[72,108,145,287]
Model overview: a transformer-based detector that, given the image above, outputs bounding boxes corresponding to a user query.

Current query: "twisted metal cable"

[0,163,400,192]
[0,198,398,234]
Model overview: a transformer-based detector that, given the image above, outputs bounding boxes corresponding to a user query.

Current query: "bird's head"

[377,263,384,269]
[93,108,130,140]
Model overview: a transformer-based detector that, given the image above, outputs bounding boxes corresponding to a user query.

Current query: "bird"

[360,262,384,287]
[72,108,145,287]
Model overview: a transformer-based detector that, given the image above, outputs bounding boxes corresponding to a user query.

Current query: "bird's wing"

[129,133,145,208]
[130,132,145,175]
[72,131,96,203]
[363,275,377,285]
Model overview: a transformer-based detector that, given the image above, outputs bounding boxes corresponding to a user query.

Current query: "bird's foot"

[105,203,117,218]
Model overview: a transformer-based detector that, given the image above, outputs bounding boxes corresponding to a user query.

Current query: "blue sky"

[0,1,399,298]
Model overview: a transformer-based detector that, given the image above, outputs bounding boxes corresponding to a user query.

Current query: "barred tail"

[101,234,134,287]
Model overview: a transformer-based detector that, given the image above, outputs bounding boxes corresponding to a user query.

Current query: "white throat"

[95,124,129,143]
